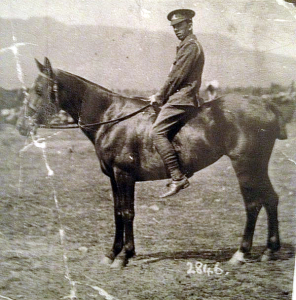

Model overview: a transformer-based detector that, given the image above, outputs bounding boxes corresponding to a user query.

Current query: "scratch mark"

[8,12,75,298]
[0,295,16,300]
[20,131,61,153]
[31,135,54,176]
[18,131,61,197]
[134,0,151,19]
[19,140,36,153]
[0,42,37,54]
[88,285,119,300]
[260,42,296,53]
[44,148,76,299]
[18,138,29,197]
[77,280,120,300]
[0,22,37,92]
[46,149,76,299]
[50,176,77,299]
[281,151,296,165]
[267,18,294,22]
[152,217,160,223]
[276,0,296,19]
[19,132,76,299]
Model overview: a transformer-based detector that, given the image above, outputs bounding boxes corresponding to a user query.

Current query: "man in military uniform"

[150,9,205,198]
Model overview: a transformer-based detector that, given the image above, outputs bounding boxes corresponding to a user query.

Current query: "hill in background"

[1,17,295,91]
[0,87,24,109]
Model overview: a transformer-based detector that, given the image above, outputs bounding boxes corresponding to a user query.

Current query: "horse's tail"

[265,90,296,140]
[268,91,295,123]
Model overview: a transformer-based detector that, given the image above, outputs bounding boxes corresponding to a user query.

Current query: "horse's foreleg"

[123,182,136,259]
[110,170,136,268]
[101,176,124,265]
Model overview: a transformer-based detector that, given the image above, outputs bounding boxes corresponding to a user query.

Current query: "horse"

[16,57,295,268]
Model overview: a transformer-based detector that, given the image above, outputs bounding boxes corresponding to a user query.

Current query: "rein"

[78,103,151,129]
[77,96,223,129]
[32,72,223,130]
[39,124,80,129]
[39,103,152,129]
[33,72,153,130]
[40,97,224,130]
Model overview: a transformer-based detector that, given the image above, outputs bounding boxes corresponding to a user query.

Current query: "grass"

[0,123,295,300]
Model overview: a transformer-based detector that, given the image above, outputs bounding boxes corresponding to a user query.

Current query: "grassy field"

[0,122,295,300]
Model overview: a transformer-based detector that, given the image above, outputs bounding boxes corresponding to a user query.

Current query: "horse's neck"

[55,71,83,122]
[56,70,148,126]
[56,70,115,123]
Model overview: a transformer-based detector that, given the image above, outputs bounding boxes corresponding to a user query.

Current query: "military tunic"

[157,33,204,106]
[153,33,205,134]
[151,33,205,181]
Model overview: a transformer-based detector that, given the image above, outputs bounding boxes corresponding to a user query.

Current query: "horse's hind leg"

[261,177,280,261]
[101,176,124,265]
[110,169,136,268]
[229,155,280,264]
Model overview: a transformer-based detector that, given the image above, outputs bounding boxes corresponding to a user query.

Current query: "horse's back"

[221,94,277,125]
[214,94,278,160]
[94,94,278,180]
[95,99,222,179]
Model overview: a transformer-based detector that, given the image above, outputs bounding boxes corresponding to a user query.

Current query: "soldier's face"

[173,21,192,41]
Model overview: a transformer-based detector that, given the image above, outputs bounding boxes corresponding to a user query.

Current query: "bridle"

[37,72,59,108]
[22,72,59,125]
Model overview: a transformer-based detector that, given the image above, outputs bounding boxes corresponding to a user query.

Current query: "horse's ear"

[43,57,53,78]
[35,58,44,73]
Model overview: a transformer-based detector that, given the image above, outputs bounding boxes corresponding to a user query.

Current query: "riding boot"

[152,134,190,198]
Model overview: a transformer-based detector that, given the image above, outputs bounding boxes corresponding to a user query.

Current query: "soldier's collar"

[177,33,196,50]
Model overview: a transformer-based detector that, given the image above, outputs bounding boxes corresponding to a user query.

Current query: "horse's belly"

[132,127,223,181]
[96,119,223,181]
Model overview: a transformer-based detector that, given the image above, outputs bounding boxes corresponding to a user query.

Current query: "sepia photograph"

[0,1,296,299]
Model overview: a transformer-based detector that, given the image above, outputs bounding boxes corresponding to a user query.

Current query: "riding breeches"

[151,104,197,181]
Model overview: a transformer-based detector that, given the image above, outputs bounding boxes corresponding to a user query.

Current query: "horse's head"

[16,57,59,136]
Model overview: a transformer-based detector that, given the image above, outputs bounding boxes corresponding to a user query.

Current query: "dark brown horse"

[17,58,295,268]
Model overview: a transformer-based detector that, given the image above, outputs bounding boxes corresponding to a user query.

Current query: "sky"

[1,0,296,58]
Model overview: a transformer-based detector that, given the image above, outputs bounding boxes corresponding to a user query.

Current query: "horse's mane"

[57,69,149,104]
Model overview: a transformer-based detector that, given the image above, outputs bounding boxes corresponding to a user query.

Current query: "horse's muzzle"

[16,118,37,136]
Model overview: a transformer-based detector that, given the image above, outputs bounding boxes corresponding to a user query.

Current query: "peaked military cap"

[167,9,195,26]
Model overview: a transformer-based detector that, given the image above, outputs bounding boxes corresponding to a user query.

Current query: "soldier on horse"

[150,9,205,197]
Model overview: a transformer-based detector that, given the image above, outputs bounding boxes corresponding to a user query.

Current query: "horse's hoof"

[228,258,245,266]
[261,249,277,262]
[228,250,246,266]
[100,256,114,266]
[110,258,127,269]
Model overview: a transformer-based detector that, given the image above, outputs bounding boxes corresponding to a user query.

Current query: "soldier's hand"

[149,94,160,106]
[149,94,161,113]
